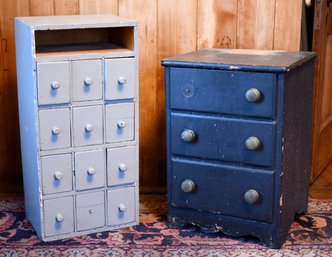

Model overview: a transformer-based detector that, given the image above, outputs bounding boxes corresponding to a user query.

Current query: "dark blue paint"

[162,49,316,248]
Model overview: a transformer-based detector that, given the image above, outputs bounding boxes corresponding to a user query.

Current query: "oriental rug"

[0,195,331,257]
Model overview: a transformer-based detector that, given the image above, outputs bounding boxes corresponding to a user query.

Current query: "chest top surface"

[161,48,316,73]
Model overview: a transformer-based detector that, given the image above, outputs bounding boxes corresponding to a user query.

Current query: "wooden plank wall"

[0,0,303,193]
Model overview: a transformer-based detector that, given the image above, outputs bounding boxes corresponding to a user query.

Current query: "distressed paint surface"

[15,15,139,241]
[162,49,316,248]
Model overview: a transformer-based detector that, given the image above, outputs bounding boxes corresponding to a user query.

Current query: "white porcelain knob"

[55,213,64,222]
[54,171,63,180]
[84,77,93,86]
[244,189,260,204]
[85,123,94,132]
[245,136,261,150]
[51,81,60,89]
[117,120,126,128]
[87,167,96,176]
[245,88,261,102]
[52,126,61,135]
[119,163,127,172]
[118,76,127,85]
[181,130,196,143]
[118,203,127,212]
[181,179,195,193]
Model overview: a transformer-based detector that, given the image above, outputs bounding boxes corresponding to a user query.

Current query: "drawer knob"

[119,163,128,172]
[118,76,127,85]
[118,203,127,212]
[52,126,61,135]
[181,130,196,143]
[51,81,60,89]
[89,209,94,214]
[245,136,261,150]
[54,171,64,180]
[55,213,64,223]
[85,123,94,132]
[117,120,126,128]
[181,179,195,193]
[244,189,260,204]
[84,77,93,86]
[245,88,261,102]
[87,166,96,176]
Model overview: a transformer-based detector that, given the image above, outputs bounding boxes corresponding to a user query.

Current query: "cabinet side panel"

[278,60,315,243]
[14,20,42,236]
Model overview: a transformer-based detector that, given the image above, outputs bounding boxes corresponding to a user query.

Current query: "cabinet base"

[168,208,302,249]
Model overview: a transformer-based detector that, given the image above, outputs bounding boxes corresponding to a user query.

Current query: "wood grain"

[274,0,302,50]
[197,0,238,49]
[79,0,118,15]
[0,0,305,193]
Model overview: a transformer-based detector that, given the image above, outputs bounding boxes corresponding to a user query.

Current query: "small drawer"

[105,58,136,100]
[37,61,70,105]
[72,59,103,102]
[39,108,71,150]
[169,67,275,118]
[75,149,105,191]
[171,159,274,223]
[76,191,105,231]
[43,196,74,237]
[107,186,135,226]
[107,146,136,186]
[73,105,103,147]
[105,103,135,143]
[41,153,72,195]
[171,113,275,167]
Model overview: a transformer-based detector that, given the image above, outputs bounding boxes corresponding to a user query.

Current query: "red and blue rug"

[0,195,331,256]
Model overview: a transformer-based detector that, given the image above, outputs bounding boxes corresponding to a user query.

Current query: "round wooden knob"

[181,130,196,143]
[244,189,260,204]
[85,123,94,132]
[51,81,60,89]
[118,203,127,212]
[52,126,61,135]
[54,171,63,180]
[245,136,261,150]
[119,163,127,172]
[118,76,127,85]
[55,213,64,222]
[245,88,261,102]
[87,167,96,176]
[84,77,93,86]
[117,120,126,128]
[181,179,195,193]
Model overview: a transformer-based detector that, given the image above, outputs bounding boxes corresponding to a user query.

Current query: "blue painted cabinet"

[15,15,139,241]
[162,49,316,248]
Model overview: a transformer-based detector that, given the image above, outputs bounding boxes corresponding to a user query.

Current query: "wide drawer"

[169,67,275,118]
[170,113,276,167]
[170,159,274,223]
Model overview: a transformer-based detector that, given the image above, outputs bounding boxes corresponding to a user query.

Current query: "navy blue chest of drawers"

[161,48,316,248]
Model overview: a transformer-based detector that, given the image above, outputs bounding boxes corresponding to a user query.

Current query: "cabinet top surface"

[161,48,316,73]
[15,15,137,30]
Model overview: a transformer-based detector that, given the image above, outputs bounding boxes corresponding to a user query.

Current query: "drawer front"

[37,61,70,105]
[105,103,135,143]
[171,159,274,223]
[169,67,275,118]
[39,108,71,150]
[171,113,275,166]
[105,58,136,100]
[107,186,135,226]
[41,153,72,195]
[76,191,105,231]
[43,196,74,237]
[107,146,136,186]
[72,59,103,102]
[73,105,103,147]
[75,149,105,191]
